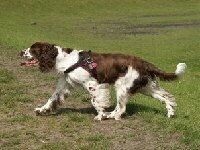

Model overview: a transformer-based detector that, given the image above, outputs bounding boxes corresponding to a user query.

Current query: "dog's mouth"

[20,59,39,66]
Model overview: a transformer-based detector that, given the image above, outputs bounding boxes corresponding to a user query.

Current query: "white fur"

[107,67,139,120]
[87,81,110,108]
[22,48,33,60]
[87,81,111,120]
[175,63,187,77]
[54,46,65,61]
[140,79,176,118]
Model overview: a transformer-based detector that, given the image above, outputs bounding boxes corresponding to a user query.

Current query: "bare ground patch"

[75,17,200,38]
[130,21,200,29]
[141,12,200,18]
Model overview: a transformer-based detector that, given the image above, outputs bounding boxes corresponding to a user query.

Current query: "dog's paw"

[114,116,121,120]
[94,115,103,121]
[167,111,175,118]
[105,112,115,119]
[105,112,121,120]
[94,113,108,121]
[34,107,51,116]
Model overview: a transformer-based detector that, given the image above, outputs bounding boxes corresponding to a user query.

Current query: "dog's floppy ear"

[30,42,58,73]
[38,45,58,73]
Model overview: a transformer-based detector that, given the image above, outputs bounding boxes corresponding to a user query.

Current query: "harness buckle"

[86,58,93,64]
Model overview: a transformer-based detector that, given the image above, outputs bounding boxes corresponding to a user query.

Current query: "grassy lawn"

[0,0,200,149]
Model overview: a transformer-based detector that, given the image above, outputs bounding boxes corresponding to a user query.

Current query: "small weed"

[125,133,135,138]
[87,134,105,142]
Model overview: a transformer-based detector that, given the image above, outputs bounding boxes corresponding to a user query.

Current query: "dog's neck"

[54,46,81,73]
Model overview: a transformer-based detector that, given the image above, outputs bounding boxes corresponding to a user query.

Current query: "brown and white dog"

[20,41,186,120]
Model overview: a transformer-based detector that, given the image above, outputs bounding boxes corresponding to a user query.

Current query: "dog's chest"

[65,67,92,86]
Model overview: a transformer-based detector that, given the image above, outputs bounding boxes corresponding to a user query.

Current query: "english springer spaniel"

[20,41,186,120]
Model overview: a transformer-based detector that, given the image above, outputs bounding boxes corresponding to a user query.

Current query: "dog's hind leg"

[107,67,141,120]
[35,75,71,115]
[140,79,177,118]
[108,86,129,120]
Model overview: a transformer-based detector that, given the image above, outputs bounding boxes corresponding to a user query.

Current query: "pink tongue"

[20,59,39,66]
[92,63,97,68]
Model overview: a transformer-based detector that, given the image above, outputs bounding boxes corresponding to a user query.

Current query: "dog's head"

[20,41,58,73]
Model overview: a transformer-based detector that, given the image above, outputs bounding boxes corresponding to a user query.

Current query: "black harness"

[64,51,97,78]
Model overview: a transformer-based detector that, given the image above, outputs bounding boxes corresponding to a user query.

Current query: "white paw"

[167,110,174,118]
[94,112,108,121]
[105,112,115,119]
[94,115,103,121]
[94,116,101,121]
[34,107,51,115]
[105,112,121,120]
[114,114,122,120]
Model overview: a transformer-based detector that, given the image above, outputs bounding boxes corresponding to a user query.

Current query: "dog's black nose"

[20,50,25,57]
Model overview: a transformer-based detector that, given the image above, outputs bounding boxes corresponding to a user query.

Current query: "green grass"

[0,0,200,149]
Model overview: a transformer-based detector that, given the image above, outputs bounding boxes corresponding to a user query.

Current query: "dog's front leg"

[35,76,70,115]
[86,81,111,120]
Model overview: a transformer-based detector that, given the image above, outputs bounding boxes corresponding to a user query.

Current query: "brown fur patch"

[29,42,58,73]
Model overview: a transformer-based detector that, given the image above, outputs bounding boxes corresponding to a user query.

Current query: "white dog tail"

[175,63,187,77]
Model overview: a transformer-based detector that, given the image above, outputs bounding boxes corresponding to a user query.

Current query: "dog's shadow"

[55,103,164,117]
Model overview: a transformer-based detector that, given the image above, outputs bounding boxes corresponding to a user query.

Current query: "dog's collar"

[64,50,97,78]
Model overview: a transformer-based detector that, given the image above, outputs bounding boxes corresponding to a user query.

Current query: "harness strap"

[64,51,97,78]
